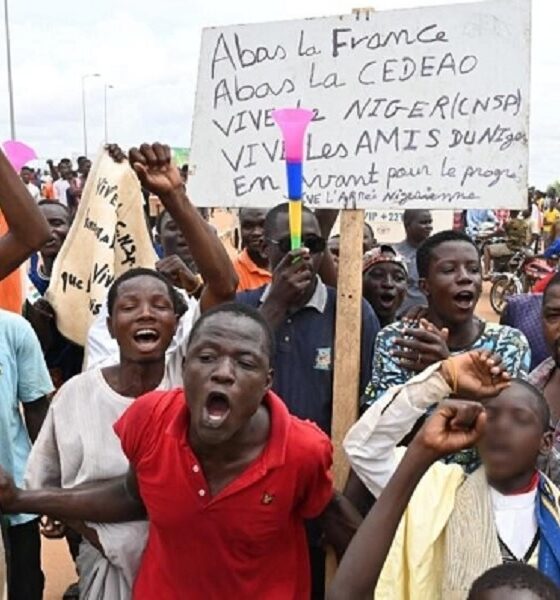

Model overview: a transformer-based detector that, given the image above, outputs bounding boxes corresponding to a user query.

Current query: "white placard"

[188,0,530,210]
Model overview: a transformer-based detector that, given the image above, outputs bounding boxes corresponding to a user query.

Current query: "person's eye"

[199,353,215,363]
[515,412,533,426]
[237,356,257,368]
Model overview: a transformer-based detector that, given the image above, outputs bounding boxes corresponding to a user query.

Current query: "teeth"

[136,329,157,336]
[208,413,226,422]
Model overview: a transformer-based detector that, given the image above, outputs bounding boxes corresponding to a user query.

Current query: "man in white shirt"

[343,350,560,599]
[52,159,75,207]
[20,167,40,202]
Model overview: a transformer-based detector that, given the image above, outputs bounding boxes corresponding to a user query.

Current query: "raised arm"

[128,143,238,311]
[0,151,50,279]
[328,399,488,600]
[0,467,145,524]
[344,351,510,497]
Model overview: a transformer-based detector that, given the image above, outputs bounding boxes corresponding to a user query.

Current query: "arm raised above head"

[0,151,51,280]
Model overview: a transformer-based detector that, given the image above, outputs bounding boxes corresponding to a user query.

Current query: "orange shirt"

[0,211,23,313]
[233,248,271,292]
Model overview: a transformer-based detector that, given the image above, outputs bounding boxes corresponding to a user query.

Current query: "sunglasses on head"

[268,234,326,255]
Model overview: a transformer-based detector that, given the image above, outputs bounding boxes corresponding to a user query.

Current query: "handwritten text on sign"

[46,150,157,346]
[188,0,530,209]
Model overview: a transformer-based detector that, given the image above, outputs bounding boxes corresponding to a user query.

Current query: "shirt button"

[198,489,206,497]
[287,318,292,324]
[192,465,200,473]
[284,336,290,342]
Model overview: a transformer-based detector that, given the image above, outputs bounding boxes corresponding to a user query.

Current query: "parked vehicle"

[490,251,556,314]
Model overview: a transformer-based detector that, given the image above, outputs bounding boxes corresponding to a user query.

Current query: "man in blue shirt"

[237,203,379,435]
[237,203,379,599]
[465,208,498,237]
[501,293,549,371]
[0,309,53,599]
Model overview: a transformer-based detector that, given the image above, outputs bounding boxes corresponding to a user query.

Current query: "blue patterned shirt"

[362,320,531,472]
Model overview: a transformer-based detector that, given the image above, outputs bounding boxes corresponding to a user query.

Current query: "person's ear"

[539,431,554,456]
[106,315,115,340]
[265,368,274,393]
[419,277,430,297]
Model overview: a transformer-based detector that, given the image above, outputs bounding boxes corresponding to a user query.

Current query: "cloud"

[0,0,557,187]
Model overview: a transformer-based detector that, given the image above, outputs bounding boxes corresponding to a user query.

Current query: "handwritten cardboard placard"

[188,0,530,210]
[47,149,157,346]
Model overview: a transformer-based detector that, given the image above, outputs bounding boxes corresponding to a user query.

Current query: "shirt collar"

[166,390,289,470]
[529,357,556,391]
[260,276,328,314]
[239,249,271,277]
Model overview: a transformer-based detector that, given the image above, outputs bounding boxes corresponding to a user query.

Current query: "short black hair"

[468,563,560,600]
[21,166,32,173]
[403,209,431,227]
[264,202,315,239]
[508,378,551,432]
[544,272,560,305]
[239,207,268,223]
[187,302,275,363]
[156,208,208,235]
[38,200,69,214]
[106,267,186,317]
[416,230,479,278]
[363,222,375,238]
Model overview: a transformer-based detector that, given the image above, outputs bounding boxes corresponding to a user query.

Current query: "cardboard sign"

[47,149,157,346]
[189,0,530,209]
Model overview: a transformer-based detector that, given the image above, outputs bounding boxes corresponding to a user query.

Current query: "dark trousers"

[6,519,44,600]
[309,545,325,600]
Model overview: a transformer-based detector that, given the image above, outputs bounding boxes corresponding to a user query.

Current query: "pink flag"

[1,140,37,171]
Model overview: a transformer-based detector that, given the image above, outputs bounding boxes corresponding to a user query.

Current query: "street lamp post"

[104,84,114,144]
[3,0,16,139]
[81,73,100,157]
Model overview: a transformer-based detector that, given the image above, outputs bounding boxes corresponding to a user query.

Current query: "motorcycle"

[490,250,556,314]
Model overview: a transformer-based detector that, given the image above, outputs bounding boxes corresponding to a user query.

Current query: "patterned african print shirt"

[362,320,531,473]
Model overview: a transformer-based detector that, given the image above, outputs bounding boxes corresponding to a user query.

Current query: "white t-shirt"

[53,179,70,206]
[25,368,151,589]
[25,182,41,202]
[84,291,199,387]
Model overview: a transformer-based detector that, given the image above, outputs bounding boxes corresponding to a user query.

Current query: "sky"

[0,0,557,187]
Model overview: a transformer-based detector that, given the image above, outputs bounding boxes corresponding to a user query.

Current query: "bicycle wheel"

[490,276,520,315]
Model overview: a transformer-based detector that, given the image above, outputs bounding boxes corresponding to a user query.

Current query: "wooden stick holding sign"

[331,210,365,481]
[326,8,371,589]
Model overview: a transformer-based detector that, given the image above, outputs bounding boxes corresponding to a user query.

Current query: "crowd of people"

[0,144,559,600]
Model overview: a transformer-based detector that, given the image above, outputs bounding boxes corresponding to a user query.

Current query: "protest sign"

[47,149,157,346]
[189,0,530,209]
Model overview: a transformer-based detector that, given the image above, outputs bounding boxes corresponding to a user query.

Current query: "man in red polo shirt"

[0,302,358,599]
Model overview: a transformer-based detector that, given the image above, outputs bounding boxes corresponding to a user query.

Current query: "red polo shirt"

[114,389,333,600]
